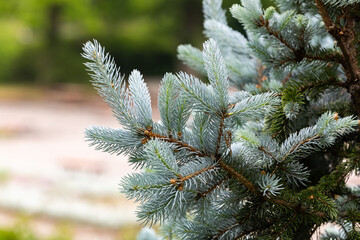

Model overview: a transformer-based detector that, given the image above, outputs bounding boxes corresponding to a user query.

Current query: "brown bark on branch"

[218,160,259,194]
[142,129,205,157]
[315,0,360,117]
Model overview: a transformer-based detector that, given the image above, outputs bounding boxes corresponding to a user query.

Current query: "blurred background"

[0,0,273,239]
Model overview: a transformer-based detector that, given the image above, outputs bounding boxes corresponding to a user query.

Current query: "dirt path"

[0,82,161,239]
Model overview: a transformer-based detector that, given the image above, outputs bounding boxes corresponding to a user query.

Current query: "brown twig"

[180,164,217,182]
[281,134,320,161]
[303,53,342,63]
[297,78,347,94]
[269,198,326,217]
[218,160,259,194]
[282,72,292,84]
[224,130,232,155]
[214,223,240,239]
[256,63,267,89]
[258,146,278,162]
[170,164,218,191]
[215,114,226,157]
[258,15,296,52]
[142,128,205,157]
[196,175,230,199]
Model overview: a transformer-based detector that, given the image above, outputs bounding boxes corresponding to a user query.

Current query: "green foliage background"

[0,219,71,240]
[0,0,273,84]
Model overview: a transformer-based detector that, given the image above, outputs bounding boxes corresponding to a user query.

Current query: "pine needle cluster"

[82,0,360,239]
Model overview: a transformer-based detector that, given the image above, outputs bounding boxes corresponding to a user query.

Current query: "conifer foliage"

[82,0,360,239]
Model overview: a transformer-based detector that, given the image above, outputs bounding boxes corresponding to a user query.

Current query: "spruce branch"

[203,0,228,25]
[274,212,298,239]
[257,15,296,52]
[281,134,320,161]
[323,0,360,8]
[257,14,341,64]
[204,20,248,56]
[228,92,280,117]
[158,73,191,135]
[269,198,327,218]
[177,72,219,114]
[296,77,346,94]
[203,38,229,110]
[83,1,360,238]
[177,44,206,75]
[85,126,143,155]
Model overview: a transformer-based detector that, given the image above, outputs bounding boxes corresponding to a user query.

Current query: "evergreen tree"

[82,0,360,239]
